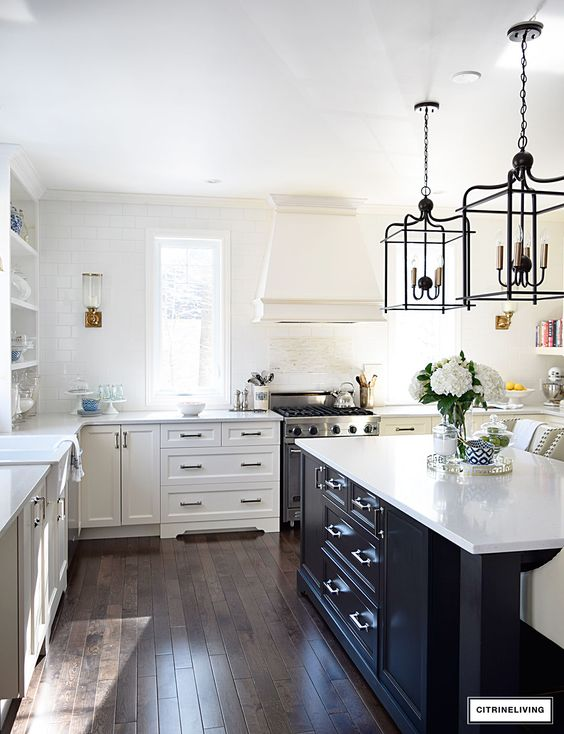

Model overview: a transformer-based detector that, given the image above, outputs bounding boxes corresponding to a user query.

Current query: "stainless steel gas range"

[270,391,381,525]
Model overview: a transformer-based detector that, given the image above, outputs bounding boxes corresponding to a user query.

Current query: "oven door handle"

[289,448,301,454]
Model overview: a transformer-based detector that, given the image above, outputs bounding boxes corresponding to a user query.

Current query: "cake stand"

[101,398,126,415]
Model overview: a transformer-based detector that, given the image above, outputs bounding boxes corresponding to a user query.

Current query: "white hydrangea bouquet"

[409,351,504,454]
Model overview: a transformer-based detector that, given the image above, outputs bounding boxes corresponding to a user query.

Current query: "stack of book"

[536,319,563,348]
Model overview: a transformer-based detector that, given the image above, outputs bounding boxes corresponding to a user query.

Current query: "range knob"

[308,425,318,436]
[291,426,302,436]
[331,425,341,435]
[364,424,374,434]
[349,425,357,434]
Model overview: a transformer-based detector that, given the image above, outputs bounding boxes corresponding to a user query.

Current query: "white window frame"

[145,229,231,408]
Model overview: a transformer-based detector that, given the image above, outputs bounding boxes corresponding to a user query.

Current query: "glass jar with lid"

[472,415,512,454]
[433,416,458,457]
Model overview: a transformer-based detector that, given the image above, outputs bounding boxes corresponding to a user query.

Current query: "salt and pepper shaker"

[233,389,242,411]
[242,388,249,411]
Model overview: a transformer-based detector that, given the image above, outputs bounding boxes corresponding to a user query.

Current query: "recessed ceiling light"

[451,70,482,84]
[206,178,222,184]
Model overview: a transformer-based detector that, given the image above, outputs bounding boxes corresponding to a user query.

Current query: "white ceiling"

[1,0,563,204]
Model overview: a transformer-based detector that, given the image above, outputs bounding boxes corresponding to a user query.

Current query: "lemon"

[506,381,515,391]
[514,383,526,391]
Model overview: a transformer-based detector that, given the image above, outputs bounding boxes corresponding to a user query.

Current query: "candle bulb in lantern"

[514,225,523,266]
[496,244,504,270]
[411,258,417,286]
[541,234,549,269]
[434,266,442,287]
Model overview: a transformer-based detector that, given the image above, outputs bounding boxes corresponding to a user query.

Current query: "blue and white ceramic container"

[82,397,101,412]
[465,439,495,465]
[10,206,22,235]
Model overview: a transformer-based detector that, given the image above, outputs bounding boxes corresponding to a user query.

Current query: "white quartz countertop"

[375,403,561,418]
[6,409,282,437]
[0,464,50,540]
[296,435,564,555]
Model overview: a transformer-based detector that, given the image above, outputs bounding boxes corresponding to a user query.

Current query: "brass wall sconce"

[495,301,516,330]
[82,273,103,327]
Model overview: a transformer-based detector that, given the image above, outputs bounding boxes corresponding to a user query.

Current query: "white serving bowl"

[177,401,206,416]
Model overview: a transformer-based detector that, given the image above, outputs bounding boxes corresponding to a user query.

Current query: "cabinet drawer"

[161,482,279,523]
[322,466,349,508]
[323,503,380,595]
[161,446,280,485]
[349,482,380,531]
[221,421,280,446]
[379,417,432,436]
[160,423,221,448]
[322,551,378,665]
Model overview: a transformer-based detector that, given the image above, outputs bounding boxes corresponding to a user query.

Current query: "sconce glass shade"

[82,273,102,308]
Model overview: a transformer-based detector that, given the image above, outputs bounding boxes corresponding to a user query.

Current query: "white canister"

[252,385,270,411]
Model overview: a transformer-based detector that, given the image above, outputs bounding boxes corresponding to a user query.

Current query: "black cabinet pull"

[395,426,415,432]
[180,500,202,506]
[240,498,262,503]
[241,462,262,467]
[180,464,203,469]
[180,433,203,438]
[241,431,262,436]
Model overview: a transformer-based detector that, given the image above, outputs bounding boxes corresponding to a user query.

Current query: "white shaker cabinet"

[81,424,160,528]
[121,424,160,525]
[81,426,121,527]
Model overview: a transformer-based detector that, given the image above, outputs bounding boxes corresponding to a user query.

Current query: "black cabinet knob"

[309,425,318,435]
[349,425,357,434]
[332,425,341,435]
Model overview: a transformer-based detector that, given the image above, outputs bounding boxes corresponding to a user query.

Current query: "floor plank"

[10,530,399,734]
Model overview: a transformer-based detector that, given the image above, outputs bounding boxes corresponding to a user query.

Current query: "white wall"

[38,194,387,412]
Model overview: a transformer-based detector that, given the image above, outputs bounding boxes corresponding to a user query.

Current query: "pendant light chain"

[421,105,431,197]
[518,32,528,152]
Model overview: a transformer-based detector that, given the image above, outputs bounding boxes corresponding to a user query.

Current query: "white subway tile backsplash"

[38,196,382,412]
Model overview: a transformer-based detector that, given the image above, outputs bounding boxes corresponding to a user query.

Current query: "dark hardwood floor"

[9,529,400,734]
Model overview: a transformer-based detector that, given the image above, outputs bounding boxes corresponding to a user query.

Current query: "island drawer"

[323,502,380,595]
[349,483,380,531]
[321,551,378,666]
[379,417,432,436]
[161,482,278,523]
[161,446,279,485]
[161,423,221,448]
[322,466,349,508]
[221,421,280,446]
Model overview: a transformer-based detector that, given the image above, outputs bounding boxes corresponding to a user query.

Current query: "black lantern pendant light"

[382,101,473,313]
[460,20,564,305]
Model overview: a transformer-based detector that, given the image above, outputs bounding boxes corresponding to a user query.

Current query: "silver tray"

[427,454,513,476]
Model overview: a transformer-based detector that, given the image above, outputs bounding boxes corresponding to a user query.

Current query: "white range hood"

[253,195,384,323]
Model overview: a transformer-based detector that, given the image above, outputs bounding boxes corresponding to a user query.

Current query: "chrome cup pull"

[180,500,202,507]
[349,611,370,631]
[351,549,371,566]
[180,433,203,438]
[352,498,372,511]
[240,498,262,503]
[180,464,203,470]
[323,580,340,595]
[325,524,341,538]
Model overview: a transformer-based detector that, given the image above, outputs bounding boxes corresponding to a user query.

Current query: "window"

[146,230,230,406]
[385,246,459,403]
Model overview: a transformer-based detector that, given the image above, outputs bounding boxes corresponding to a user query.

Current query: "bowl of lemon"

[505,381,535,408]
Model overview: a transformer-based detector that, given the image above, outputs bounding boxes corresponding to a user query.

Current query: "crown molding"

[42,188,269,209]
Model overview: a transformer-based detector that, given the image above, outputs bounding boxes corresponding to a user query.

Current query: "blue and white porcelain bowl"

[82,397,101,412]
[465,439,495,466]
[11,349,23,363]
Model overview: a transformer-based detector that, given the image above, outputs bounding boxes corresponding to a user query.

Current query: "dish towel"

[511,419,542,450]
[56,435,84,481]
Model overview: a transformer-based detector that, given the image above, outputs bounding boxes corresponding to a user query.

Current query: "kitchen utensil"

[177,401,206,416]
[332,382,356,409]
[359,386,375,409]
